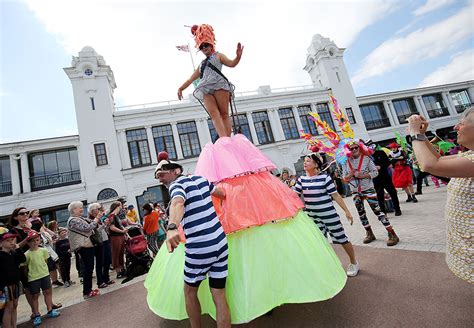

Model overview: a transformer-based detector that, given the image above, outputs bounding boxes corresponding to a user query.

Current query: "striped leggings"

[352,188,392,229]
[307,212,349,244]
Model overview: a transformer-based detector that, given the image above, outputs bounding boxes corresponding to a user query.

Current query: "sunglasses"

[18,211,30,216]
[199,43,211,50]
[350,147,359,151]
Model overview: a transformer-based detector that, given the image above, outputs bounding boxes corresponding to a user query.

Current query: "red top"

[143,211,159,235]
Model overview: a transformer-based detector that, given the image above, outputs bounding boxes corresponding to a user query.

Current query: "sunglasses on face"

[18,211,29,216]
[350,147,359,151]
[199,43,210,50]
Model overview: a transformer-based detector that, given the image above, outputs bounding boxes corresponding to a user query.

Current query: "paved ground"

[17,185,471,327]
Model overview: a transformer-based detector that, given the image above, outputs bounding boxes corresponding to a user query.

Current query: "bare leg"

[214,90,231,136]
[402,187,410,196]
[31,293,40,316]
[43,288,53,311]
[12,298,19,327]
[341,242,357,264]
[24,288,35,316]
[204,94,227,138]
[210,287,231,328]
[50,269,58,283]
[407,184,415,194]
[184,284,202,328]
[3,300,13,328]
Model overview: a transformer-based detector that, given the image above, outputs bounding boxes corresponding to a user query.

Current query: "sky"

[1,0,473,143]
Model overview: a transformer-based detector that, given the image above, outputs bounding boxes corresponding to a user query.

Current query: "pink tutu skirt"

[195,134,276,183]
[212,171,304,233]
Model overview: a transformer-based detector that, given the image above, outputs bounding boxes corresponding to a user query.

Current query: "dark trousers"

[58,254,71,282]
[102,240,112,283]
[75,250,82,278]
[78,247,95,295]
[94,243,104,286]
[416,171,450,193]
[374,179,401,213]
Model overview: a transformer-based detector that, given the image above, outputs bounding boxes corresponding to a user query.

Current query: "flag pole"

[188,43,196,70]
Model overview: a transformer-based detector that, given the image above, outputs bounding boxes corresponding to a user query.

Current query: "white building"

[1,35,473,224]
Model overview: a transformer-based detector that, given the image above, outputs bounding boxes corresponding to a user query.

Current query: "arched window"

[97,188,118,201]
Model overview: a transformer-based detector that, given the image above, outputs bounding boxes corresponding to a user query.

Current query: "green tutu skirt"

[145,210,346,324]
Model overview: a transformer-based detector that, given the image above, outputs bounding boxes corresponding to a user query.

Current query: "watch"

[167,223,178,230]
[411,134,427,142]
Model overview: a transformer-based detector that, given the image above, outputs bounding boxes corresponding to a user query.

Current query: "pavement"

[16,184,473,327]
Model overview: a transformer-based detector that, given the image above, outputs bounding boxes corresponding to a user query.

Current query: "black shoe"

[406,196,413,202]
[412,195,418,203]
[415,191,422,195]
[52,280,64,287]
[395,209,402,216]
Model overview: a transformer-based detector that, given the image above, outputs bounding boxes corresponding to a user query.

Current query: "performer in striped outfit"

[154,157,230,328]
[294,154,359,277]
[343,140,400,246]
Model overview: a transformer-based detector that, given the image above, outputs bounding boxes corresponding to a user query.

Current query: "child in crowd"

[126,205,139,224]
[0,228,26,328]
[293,154,359,277]
[55,228,75,288]
[23,231,60,326]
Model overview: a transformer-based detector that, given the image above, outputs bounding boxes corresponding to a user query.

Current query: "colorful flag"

[176,45,190,52]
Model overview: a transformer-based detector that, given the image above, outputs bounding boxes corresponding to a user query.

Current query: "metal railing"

[427,107,449,119]
[455,103,473,113]
[365,118,391,130]
[397,112,418,124]
[0,180,12,196]
[30,170,81,191]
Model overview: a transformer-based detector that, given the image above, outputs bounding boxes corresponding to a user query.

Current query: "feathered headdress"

[301,94,372,165]
[191,24,216,49]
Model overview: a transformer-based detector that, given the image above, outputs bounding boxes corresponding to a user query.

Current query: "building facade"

[1,35,473,224]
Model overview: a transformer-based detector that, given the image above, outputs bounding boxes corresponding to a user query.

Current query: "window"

[177,121,201,158]
[359,103,391,130]
[392,98,418,124]
[94,143,108,166]
[207,119,218,142]
[278,107,299,140]
[236,114,253,142]
[422,94,449,118]
[315,103,336,131]
[0,157,12,196]
[97,188,118,201]
[252,111,274,144]
[126,129,151,167]
[152,125,177,160]
[345,107,356,124]
[90,97,96,110]
[298,105,318,135]
[28,148,81,191]
[450,90,472,113]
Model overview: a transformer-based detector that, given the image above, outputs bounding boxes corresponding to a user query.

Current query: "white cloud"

[24,0,397,106]
[413,0,455,16]
[419,49,474,86]
[352,5,473,85]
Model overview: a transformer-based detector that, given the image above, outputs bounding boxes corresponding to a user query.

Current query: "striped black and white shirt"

[293,174,339,221]
[169,175,227,256]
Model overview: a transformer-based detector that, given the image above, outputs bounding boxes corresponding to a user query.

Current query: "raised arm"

[177,68,200,100]
[218,43,243,68]
[408,115,474,178]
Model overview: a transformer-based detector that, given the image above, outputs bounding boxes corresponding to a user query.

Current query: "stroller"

[122,225,152,283]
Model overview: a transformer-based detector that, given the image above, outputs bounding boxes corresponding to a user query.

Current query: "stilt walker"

[145,25,347,325]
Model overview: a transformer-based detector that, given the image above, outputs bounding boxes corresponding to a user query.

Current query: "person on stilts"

[177,24,243,138]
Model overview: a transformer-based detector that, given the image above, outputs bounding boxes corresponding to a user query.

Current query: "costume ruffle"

[145,211,346,324]
[392,165,413,188]
[194,134,276,183]
[211,171,304,234]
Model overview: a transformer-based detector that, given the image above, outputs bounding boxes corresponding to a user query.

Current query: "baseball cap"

[0,227,18,241]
